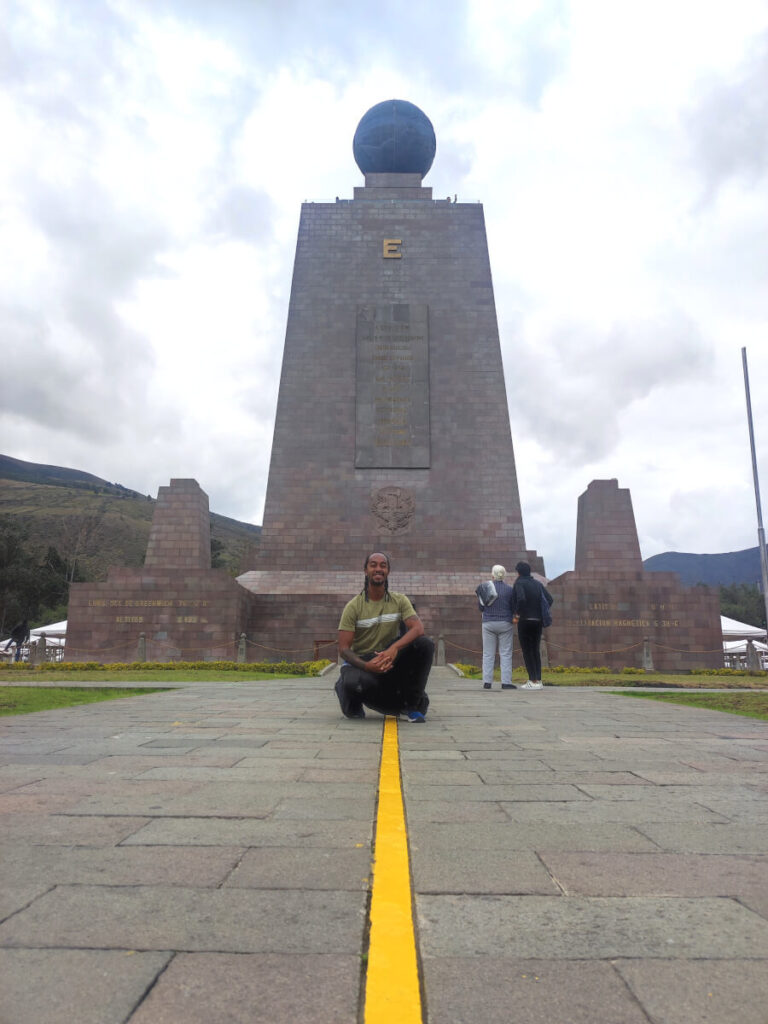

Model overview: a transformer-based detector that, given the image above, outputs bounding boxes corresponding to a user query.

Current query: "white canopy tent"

[720,615,766,639]
[721,617,767,668]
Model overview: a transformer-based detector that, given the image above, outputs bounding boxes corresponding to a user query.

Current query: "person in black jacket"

[5,619,30,663]
[510,563,553,690]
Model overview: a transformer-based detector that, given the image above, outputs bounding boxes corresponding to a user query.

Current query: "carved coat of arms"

[370,487,415,535]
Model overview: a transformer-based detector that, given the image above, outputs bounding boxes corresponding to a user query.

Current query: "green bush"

[546,664,611,673]
[6,659,332,677]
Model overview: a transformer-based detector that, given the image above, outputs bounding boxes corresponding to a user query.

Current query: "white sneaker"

[520,680,543,690]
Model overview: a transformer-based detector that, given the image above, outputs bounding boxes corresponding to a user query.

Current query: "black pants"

[334,636,434,718]
[517,618,543,681]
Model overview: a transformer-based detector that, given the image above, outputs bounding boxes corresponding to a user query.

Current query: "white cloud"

[1,0,767,582]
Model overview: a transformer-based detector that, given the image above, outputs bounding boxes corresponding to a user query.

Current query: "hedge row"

[1,659,333,676]
[453,662,764,677]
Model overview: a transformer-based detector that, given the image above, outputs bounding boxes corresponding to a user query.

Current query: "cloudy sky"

[2,0,767,577]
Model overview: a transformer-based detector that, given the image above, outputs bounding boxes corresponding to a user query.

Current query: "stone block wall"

[255,173,536,575]
[66,568,254,663]
[65,479,258,664]
[144,478,211,570]
[575,479,643,575]
[545,570,722,671]
[238,568,541,666]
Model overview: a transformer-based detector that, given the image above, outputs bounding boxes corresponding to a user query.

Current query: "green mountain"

[643,547,762,587]
[0,454,261,583]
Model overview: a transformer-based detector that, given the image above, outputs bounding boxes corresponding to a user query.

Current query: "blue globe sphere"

[353,100,436,176]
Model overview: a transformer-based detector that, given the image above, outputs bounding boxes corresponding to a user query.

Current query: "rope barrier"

[648,641,730,655]
[245,637,336,655]
[444,638,483,656]
[545,640,645,656]
[55,627,742,666]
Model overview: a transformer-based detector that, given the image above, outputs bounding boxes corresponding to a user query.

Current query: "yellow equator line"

[364,715,422,1024]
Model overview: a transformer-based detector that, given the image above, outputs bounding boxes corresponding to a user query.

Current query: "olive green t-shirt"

[338,592,417,656]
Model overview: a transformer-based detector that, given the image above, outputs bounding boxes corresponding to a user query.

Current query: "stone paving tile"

[5,777,203,799]
[406,800,512,824]
[137,762,307,781]
[695,796,768,822]
[0,885,366,954]
[224,846,371,890]
[0,843,243,889]
[615,959,768,1024]
[0,948,172,1024]
[538,851,768,902]
[299,766,380,783]
[422,958,651,1024]
[481,770,652,785]
[0,790,84,814]
[411,822,658,852]
[417,895,768,958]
[128,952,360,1024]
[634,769,768,786]
[576,782,764,800]
[122,817,372,847]
[411,848,561,895]
[271,797,376,820]
[65,782,280,818]
[498,798,728,824]
[0,884,52,921]
[638,823,768,854]
[0,752,105,765]
[0,813,150,846]
[404,783,587,802]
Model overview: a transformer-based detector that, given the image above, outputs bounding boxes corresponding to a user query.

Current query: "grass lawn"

[0,686,171,716]
[611,690,768,721]
[547,674,768,689]
[455,664,768,689]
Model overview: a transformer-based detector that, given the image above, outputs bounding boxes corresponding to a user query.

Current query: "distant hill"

[0,454,261,580]
[643,547,762,587]
[0,453,146,495]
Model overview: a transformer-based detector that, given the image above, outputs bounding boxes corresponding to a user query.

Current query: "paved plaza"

[1,669,767,1023]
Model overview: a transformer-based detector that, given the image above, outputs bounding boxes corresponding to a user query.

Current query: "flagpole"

[741,347,768,636]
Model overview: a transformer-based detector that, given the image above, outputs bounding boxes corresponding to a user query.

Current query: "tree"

[719,583,766,628]
[57,505,107,583]
[0,517,40,633]
[210,537,227,569]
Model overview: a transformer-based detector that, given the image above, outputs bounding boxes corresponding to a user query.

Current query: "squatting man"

[334,552,433,723]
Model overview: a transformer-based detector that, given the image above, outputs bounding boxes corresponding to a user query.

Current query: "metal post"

[437,634,446,666]
[137,632,147,663]
[741,348,768,637]
[238,633,247,664]
[541,638,549,669]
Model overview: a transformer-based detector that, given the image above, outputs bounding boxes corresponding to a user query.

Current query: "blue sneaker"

[403,710,426,724]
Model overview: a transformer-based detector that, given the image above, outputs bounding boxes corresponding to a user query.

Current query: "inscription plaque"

[355,303,430,468]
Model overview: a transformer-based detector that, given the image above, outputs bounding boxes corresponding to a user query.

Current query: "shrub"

[6,659,332,677]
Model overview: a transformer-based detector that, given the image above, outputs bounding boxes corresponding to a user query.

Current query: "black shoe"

[501,683,517,689]
[483,682,492,689]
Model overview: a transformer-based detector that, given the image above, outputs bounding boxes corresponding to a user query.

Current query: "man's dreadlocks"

[362,552,392,602]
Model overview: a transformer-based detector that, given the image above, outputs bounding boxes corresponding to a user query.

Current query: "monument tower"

[239,100,541,660]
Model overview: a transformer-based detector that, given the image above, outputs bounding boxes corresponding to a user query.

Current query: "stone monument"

[65,479,256,663]
[546,480,722,670]
[238,99,542,662]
